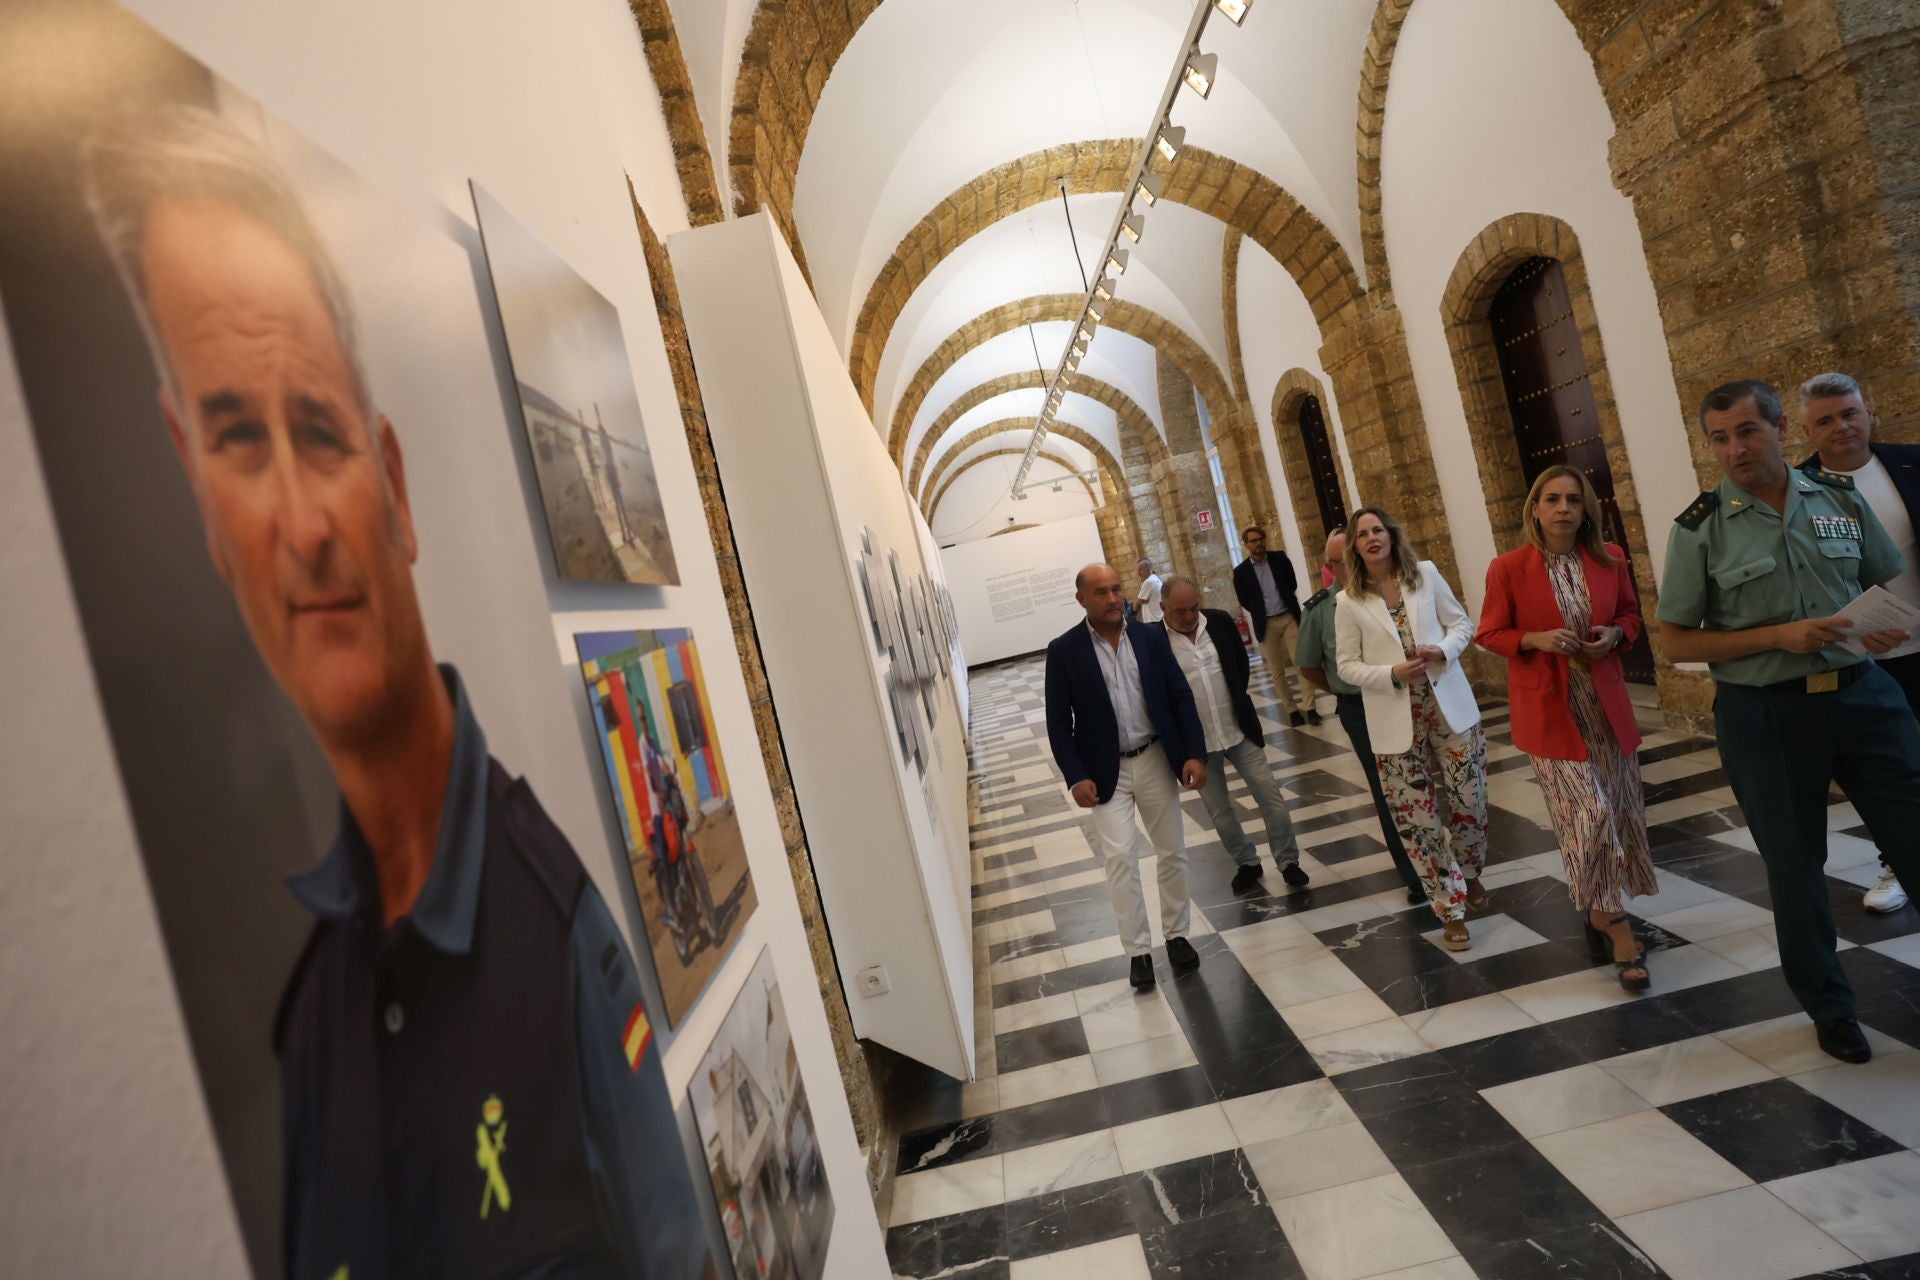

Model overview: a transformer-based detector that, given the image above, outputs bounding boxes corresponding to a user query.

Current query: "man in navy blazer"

[1797,372,1920,915]
[1046,564,1208,989]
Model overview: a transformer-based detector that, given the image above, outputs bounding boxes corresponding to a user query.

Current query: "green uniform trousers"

[1714,662,1920,1022]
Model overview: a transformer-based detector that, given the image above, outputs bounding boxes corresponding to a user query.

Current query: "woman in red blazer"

[1478,465,1657,990]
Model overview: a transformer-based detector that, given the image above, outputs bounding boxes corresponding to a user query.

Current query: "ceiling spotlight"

[1155,124,1186,164]
[1120,213,1146,243]
[1105,246,1130,277]
[1183,50,1217,99]
[1051,482,1063,494]
[1085,300,1104,324]
[1213,0,1250,24]
[1135,173,1165,206]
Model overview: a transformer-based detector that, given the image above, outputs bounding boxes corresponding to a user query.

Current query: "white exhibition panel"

[943,515,1107,666]
[670,214,975,1081]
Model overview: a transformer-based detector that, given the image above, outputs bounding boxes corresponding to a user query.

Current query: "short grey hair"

[1799,372,1863,409]
[79,105,374,432]
[1162,575,1201,599]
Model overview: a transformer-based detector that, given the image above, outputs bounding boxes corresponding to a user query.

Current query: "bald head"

[1323,531,1349,586]
[1075,562,1127,631]
[1162,576,1202,634]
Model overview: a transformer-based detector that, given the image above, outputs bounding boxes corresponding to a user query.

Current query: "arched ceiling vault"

[908,370,1161,502]
[930,451,1093,529]
[920,420,1120,516]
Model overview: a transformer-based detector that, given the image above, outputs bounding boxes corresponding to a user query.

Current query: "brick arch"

[627,0,724,226]
[852,139,1365,414]
[888,295,1236,468]
[928,448,1095,527]
[906,371,1162,499]
[1268,367,1353,551]
[1353,0,1416,302]
[919,419,1118,518]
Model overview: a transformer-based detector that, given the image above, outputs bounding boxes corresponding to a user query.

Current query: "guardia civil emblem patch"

[476,1094,511,1219]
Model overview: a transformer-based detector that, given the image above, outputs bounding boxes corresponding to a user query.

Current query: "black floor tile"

[1308,832,1388,865]
[1660,1078,1905,1181]
[1868,1253,1920,1280]
[1142,1203,1303,1280]
[985,1087,1112,1156]
[981,848,1036,871]
[1464,1217,1676,1277]
[1134,1148,1269,1226]
[1101,1065,1217,1125]
[1397,1141,1608,1259]
[1646,805,1753,847]
[995,1017,1091,1073]
[994,953,1130,1005]
[1547,995,1706,1062]
[1440,1023,1587,1091]
[897,1114,996,1176]
[1361,1088,1522,1170]
[1282,768,1367,806]
[1832,891,1920,947]
[886,1204,1009,1279]
[1002,1170,1140,1261]
[1484,804,1563,858]
[1653,967,1808,1033]
[1331,1052,1476,1120]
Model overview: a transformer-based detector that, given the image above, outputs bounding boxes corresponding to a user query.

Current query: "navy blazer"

[1045,619,1206,804]
[1797,443,1920,532]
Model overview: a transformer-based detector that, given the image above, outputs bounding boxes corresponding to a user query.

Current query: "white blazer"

[1333,560,1481,756]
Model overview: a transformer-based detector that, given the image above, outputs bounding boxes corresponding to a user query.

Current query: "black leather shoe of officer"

[1230,865,1264,894]
[1166,936,1200,973]
[1281,862,1310,888]
[1288,711,1306,727]
[1815,1017,1872,1065]
[1130,954,1156,990]
[1307,709,1323,726]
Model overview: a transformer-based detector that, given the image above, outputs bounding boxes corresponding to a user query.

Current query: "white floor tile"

[1533,1109,1751,1216]
[1243,1120,1393,1200]
[995,1055,1099,1110]
[1059,934,1127,968]
[1481,1063,1651,1139]
[1272,1173,1458,1280]
[1419,913,1549,964]
[1717,1013,1912,1077]
[1008,1233,1150,1280]
[1692,928,1782,974]
[1279,989,1399,1040]
[890,1155,1005,1227]
[1867,932,1920,970]
[990,948,1067,982]
[1627,868,1734,916]
[1401,992,1536,1051]
[1001,1128,1124,1201]
[1640,941,1748,992]
[1362,1259,1476,1280]
[1091,1032,1198,1086]
[1110,1102,1238,1173]
[993,991,1081,1037]
[1642,896,1776,942]
[1220,920,1330,975]
[1616,1184,1859,1280]
[1503,965,1644,1023]
[1765,1150,1920,1263]
[1598,1034,1778,1106]
[1078,985,1185,1052]
[1221,1078,1358,1147]
[1301,1018,1430,1076]
[1251,955,1369,1009]
[983,907,1057,945]
[1792,1051,1920,1146]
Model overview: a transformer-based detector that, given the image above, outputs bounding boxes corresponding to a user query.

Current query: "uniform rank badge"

[476,1094,511,1219]
[622,1001,653,1072]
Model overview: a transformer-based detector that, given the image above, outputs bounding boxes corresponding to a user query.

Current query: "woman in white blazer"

[1335,507,1490,950]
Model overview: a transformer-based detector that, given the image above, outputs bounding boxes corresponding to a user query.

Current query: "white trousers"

[1090,750,1190,955]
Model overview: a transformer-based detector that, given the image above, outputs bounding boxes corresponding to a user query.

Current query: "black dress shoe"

[1405,885,1426,906]
[1307,709,1323,725]
[1288,711,1306,727]
[1230,865,1265,894]
[1816,1017,1873,1064]
[1130,954,1156,990]
[1166,936,1200,973]
[1281,861,1310,888]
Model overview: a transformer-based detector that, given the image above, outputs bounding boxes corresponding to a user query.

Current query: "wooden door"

[1298,394,1347,538]
[1491,257,1654,683]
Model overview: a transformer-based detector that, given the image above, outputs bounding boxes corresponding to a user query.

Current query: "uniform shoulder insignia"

[1808,468,1856,491]
[1303,588,1331,611]
[1674,491,1719,530]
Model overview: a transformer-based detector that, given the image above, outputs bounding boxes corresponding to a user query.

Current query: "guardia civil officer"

[1657,379,1920,1065]
[82,108,712,1278]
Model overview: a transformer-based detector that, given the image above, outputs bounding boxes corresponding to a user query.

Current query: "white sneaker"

[1863,866,1909,914]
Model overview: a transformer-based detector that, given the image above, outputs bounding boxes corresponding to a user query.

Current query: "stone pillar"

[1155,351,1239,608]
[1121,424,1173,573]
[1092,472,1139,570]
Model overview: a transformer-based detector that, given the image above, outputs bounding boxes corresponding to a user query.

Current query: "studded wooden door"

[1491,257,1654,683]
[1298,394,1348,539]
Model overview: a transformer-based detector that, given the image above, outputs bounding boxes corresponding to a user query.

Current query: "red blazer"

[1477,543,1643,761]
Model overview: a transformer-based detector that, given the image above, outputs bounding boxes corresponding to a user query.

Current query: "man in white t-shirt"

[1136,558,1165,623]
[1799,372,1920,914]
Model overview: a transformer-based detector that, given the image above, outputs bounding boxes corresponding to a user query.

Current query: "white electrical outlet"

[858,965,891,997]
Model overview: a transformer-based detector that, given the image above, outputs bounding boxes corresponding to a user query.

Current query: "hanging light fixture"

[1104,246,1130,277]
[1135,172,1165,207]
[1120,213,1146,243]
[1214,0,1250,24]
[1093,276,1115,302]
[1155,124,1186,164]
[1183,50,1217,98]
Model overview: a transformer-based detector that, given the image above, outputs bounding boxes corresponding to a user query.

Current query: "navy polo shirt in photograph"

[275,667,711,1280]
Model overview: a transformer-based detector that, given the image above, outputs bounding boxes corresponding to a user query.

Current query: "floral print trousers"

[1377,680,1489,923]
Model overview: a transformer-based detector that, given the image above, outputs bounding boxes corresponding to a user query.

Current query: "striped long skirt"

[1530,671,1657,912]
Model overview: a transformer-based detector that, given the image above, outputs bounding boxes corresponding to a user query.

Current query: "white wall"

[1380,0,1694,615]
[1,0,887,1271]
[944,515,1108,666]
[933,457,1097,545]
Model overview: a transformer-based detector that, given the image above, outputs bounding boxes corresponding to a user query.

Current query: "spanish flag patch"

[622,1002,653,1072]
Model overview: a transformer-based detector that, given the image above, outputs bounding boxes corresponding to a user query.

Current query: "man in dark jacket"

[1046,564,1208,989]
[1161,578,1307,894]
[1797,371,1920,915]
[1234,526,1319,726]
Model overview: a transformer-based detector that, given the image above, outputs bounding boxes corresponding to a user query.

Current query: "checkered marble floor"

[883,655,1920,1280]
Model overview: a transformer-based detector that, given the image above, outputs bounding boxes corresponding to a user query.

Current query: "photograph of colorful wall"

[577,628,756,1025]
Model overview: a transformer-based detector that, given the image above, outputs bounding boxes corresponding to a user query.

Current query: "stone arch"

[852,139,1365,414]
[1268,368,1353,551]
[628,0,725,226]
[919,419,1120,518]
[1439,211,1684,705]
[927,449,1094,530]
[1354,0,1416,302]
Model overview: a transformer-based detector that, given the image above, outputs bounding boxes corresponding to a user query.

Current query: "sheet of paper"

[1837,585,1920,655]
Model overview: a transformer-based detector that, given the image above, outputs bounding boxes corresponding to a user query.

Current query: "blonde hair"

[1522,466,1618,566]
[1342,507,1422,599]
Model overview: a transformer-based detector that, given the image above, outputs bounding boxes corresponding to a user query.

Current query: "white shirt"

[1136,574,1164,623]
[1252,558,1283,616]
[1835,454,1920,659]
[1088,622,1155,751]
[1164,621,1244,754]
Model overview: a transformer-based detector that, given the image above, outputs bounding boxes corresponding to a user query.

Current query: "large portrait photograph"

[691,949,835,1280]
[576,628,758,1026]
[473,183,679,586]
[0,1,711,1275]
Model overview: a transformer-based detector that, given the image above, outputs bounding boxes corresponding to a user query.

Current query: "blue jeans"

[1199,735,1301,868]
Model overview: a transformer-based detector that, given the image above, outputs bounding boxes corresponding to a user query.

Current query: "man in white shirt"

[1136,558,1165,623]
[1798,372,1920,914]
[1161,578,1307,894]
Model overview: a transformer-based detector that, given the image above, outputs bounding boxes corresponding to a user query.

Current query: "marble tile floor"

[885,656,1920,1280]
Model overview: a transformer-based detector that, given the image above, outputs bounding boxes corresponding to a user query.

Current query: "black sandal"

[1584,913,1650,991]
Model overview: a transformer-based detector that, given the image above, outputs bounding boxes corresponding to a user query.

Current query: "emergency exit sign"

[1195,510,1214,531]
